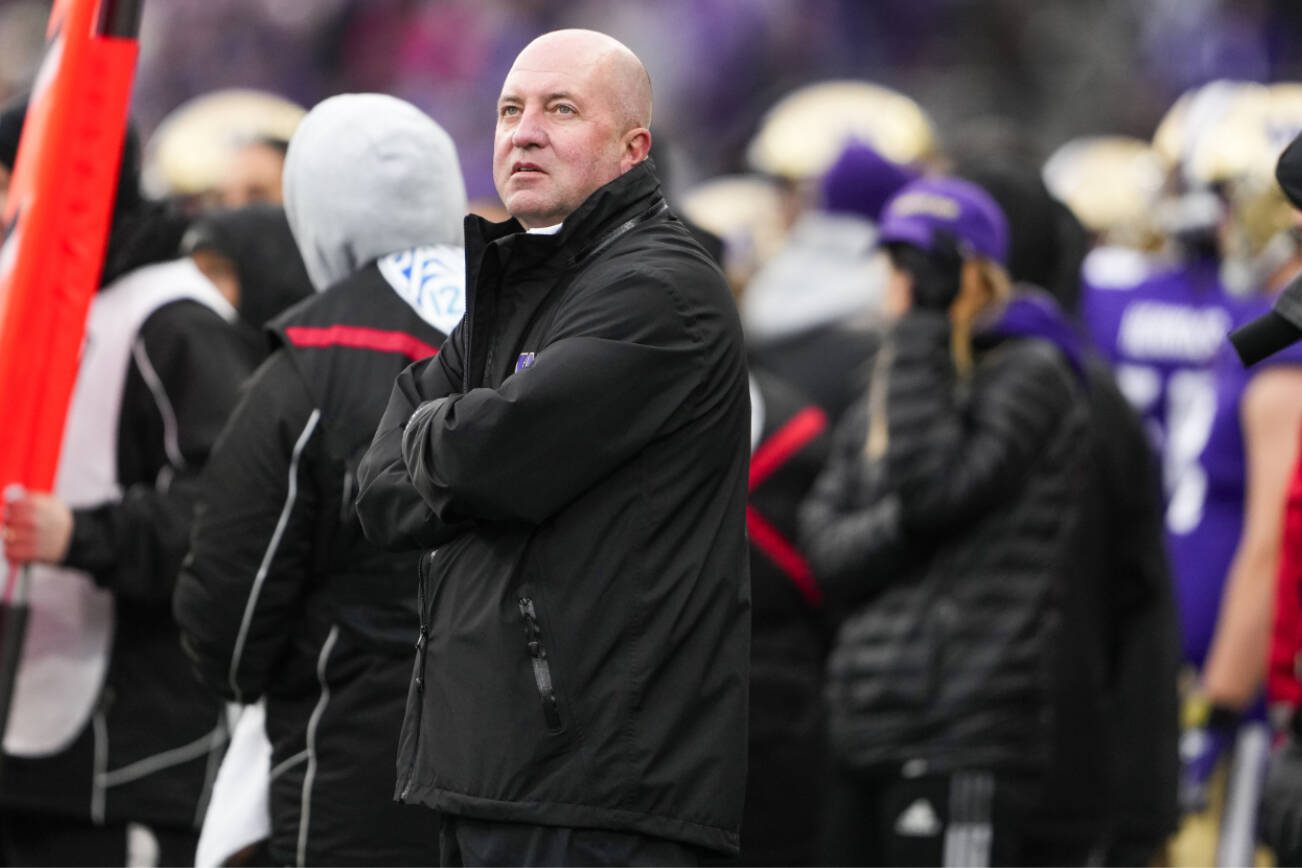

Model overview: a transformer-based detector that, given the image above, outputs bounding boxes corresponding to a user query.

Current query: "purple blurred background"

[1,0,1300,199]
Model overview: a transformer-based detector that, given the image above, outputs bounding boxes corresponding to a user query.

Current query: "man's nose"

[511,106,547,148]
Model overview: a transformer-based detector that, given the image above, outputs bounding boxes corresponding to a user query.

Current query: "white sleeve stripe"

[97,720,228,787]
[227,409,322,703]
[91,709,109,825]
[297,625,340,868]
[131,338,187,471]
[269,749,310,783]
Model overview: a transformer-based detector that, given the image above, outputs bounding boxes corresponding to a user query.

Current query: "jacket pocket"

[517,590,564,733]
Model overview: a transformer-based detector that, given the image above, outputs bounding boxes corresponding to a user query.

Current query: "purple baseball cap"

[877,176,1010,264]
[819,140,917,223]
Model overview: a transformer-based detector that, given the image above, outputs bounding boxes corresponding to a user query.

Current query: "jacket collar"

[464,159,665,268]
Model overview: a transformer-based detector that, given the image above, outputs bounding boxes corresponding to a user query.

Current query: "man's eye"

[554,104,575,115]
[500,105,520,118]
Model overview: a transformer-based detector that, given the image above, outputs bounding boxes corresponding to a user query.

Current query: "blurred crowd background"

[4,1,1302,866]
[2,0,1302,200]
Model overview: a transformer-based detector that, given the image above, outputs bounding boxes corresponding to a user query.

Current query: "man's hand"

[2,489,73,564]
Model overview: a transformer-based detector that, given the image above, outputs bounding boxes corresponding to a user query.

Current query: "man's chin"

[505,196,566,229]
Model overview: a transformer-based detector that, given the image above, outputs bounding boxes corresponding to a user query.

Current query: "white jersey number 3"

[1116,365,1217,535]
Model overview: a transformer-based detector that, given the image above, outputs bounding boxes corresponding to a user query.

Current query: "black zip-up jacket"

[800,309,1086,775]
[175,265,448,866]
[0,297,250,830]
[355,163,751,856]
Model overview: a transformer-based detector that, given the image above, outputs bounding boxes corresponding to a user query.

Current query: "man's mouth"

[512,162,545,175]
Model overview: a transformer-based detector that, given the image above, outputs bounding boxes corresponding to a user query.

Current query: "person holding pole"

[0,99,252,865]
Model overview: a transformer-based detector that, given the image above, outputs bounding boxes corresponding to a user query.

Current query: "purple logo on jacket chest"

[515,352,537,373]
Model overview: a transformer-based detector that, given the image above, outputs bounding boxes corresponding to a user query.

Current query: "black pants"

[822,764,1037,867]
[439,816,700,867]
[0,811,198,867]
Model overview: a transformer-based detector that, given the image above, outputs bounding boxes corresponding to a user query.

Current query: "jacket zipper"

[400,550,434,801]
[517,596,563,731]
[414,553,431,693]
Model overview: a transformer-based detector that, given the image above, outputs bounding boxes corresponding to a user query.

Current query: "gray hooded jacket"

[177,94,468,867]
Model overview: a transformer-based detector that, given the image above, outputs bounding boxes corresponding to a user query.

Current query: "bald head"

[513,29,652,132]
[493,29,655,228]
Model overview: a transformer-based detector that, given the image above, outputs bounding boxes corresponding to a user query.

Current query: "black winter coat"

[0,298,251,829]
[355,163,751,855]
[175,265,448,866]
[1038,357,1178,852]
[739,371,829,866]
[801,309,1086,776]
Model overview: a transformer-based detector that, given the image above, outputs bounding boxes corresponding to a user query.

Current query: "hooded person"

[743,140,913,425]
[0,102,253,865]
[174,93,468,867]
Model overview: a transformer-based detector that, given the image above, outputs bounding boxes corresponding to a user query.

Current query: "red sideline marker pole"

[0,0,143,752]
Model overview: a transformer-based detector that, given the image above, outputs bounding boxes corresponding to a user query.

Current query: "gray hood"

[742,211,887,340]
[283,93,467,291]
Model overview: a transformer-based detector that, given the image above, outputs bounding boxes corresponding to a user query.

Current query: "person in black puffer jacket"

[801,176,1088,867]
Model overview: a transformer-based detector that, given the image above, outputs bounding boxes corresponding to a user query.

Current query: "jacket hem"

[402,783,740,856]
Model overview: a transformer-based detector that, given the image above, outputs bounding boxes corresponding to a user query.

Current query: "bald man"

[356,29,750,867]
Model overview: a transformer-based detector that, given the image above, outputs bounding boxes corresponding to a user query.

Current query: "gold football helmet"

[1042,136,1167,248]
[745,80,938,182]
[1179,82,1302,293]
[1147,80,1269,258]
[142,89,306,201]
[679,174,787,294]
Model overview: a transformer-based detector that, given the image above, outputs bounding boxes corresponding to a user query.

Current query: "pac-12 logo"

[378,245,465,335]
[514,352,536,373]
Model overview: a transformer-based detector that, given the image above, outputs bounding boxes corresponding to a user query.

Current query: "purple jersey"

[1082,247,1257,667]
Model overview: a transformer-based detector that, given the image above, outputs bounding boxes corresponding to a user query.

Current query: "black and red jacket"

[747,370,829,632]
[741,369,829,866]
[175,262,451,866]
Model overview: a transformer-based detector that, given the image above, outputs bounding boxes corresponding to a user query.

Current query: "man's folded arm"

[355,330,468,551]
[401,269,710,526]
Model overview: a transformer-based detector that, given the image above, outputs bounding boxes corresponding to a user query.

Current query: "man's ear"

[621,128,652,173]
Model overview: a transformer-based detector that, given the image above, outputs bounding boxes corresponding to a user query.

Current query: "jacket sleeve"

[885,309,1078,537]
[174,350,323,703]
[63,300,256,601]
[799,397,911,609]
[355,326,468,552]
[396,264,712,526]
